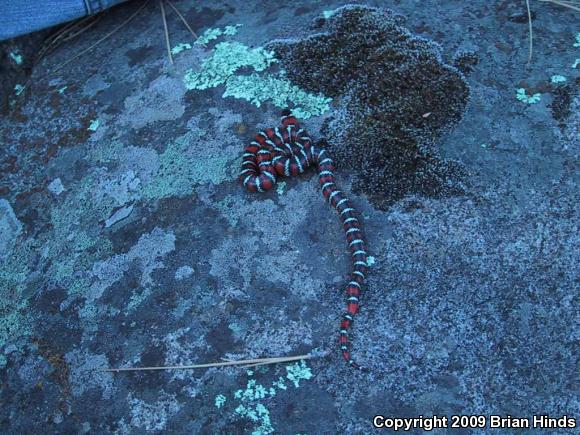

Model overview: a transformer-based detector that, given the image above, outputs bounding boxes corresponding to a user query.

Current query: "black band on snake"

[240,109,369,370]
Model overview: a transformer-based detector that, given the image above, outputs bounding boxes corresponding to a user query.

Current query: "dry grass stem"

[102,354,313,373]
[527,0,579,63]
[166,0,198,39]
[536,0,580,11]
[159,0,173,64]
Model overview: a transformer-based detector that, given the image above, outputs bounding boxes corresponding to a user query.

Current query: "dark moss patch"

[453,50,480,75]
[550,80,579,127]
[266,5,471,210]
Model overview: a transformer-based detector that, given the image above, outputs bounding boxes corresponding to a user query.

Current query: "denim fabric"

[0,0,129,41]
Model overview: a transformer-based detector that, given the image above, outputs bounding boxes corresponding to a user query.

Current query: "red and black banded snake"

[240,109,369,370]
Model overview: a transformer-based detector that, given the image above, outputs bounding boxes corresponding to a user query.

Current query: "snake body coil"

[240,110,368,370]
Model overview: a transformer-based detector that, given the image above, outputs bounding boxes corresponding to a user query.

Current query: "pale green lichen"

[224,73,331,119]
[0,241,35,349]
[14,84,24,96]
[0,298,29,352]
[58,86,68,94]
[235,379,270,401]
[572,59,580,69]
[367,256,376,267]
[140,129,236,199]
[195,24,242,46]
[196,28,223,46]
[516,88,541,104]
[184,40,332,119]
[222,25,240,36]
[10,52,23,65]
[573,33,580,48]
[285,360,312,387]
[234,377,276,435]
[184,42,276,90]
[52,258,75,282]
[272,377,287,391]
[1,122,220,347]
[276,181,286,195]
[322,10,337,19]
[73,231,97,252]
[224,361,312,435]
[171,42,192,55]
[45,174,117,301]
[215,394,227,409]
[88,119,100,131]
[550,75,567,84]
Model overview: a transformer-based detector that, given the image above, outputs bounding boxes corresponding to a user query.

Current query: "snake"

[239,109,369,370]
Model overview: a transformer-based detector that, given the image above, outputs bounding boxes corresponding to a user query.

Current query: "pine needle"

[166,0,198,39]
[526,0,534,64]
[159,0,173,64]
[51,0,149,73]
[37,15,99,62]
[101,354,313,373]
[536,0,580,12]
[527,0,580,63]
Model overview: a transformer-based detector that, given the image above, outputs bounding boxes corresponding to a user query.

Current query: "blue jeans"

[1,0,129,40]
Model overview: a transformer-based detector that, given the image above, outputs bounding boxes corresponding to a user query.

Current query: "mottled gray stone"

[0,1,578,434]
[0,199,22,258]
